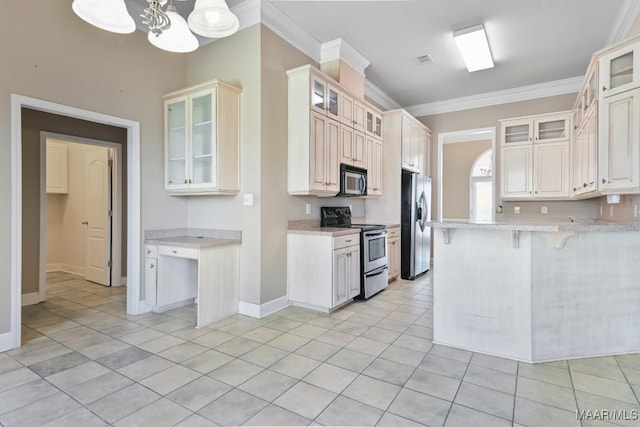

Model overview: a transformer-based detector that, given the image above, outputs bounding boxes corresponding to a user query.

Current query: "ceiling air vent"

[416,54,433,64]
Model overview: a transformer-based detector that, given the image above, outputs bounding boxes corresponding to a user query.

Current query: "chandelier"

[71,0,240,53]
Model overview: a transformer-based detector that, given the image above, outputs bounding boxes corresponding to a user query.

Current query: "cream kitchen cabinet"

[366,106,383,139]
[287,232,361,312]
[45,140,68,194]
[144,241,240,328]
[501,113,571,146]
[339,92,366,133]
[599,42,640,98]
[501,145,533,198]
[164,80,241,196]
[598,88,640,191]
[340,125,367,169]
[387,226,400,281]
[310,72,341,121]
[500,112,571,200]
[533,141,570,198]
[366,135,383,196]
[383,109,429,174]
[571,105,598,196]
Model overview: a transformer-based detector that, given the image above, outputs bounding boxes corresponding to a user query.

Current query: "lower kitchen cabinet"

[387,226,400,281]
[144,243,239,328]
[288,232,361,312]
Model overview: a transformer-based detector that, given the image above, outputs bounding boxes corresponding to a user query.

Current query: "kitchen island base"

[433,223,640,363]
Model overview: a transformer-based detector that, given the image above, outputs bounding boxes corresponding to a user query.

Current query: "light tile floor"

[1,272,639,426]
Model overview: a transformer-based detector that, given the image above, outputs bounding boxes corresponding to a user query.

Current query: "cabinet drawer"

[333,234,360,250]
[387,227,400,239]
[145,245,158,258]
[158,246,199,260]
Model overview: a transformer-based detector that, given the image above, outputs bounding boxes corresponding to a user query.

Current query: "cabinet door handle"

[602,178,606,184]
[184,178,188,184]
[172,250,177,254]
[602,85,607,92]
[188,179,192,184]
[150,264,155,269]
[583,183,587,188]
[345,240,352,243]
[147,249,151,255]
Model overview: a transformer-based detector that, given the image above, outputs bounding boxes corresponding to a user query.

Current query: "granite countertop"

[430,220,640,232]
[145,228,242,249]
[287,219,400,236]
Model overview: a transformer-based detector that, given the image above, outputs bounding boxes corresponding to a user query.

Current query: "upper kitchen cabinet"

[384,109,429,174]
[366,135,383,196]
[163,80,241,196]
[599,42,640,98]
[500,112,571,200]
[598,88,640,191]
[46,140,68,194]
[288,64,384,196]
[310,72,341,121]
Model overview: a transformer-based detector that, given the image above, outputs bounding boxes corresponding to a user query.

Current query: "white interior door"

[85,148,112,286]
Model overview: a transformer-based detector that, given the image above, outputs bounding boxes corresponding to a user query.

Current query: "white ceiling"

[125,0,631,110]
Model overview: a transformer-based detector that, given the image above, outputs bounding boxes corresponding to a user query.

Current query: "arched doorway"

[470,149,493,222]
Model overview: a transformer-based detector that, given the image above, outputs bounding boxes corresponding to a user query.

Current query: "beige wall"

[420,94,601,221]
[442,140,491,219]
[1,0,188,332]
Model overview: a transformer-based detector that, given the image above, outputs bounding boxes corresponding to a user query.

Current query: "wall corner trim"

[0,332,13,352]
[238,296,290,319]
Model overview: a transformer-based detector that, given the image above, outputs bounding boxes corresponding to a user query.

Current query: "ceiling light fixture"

[71,0,239,53]
[72,0,136,34]
[453,24,494,72]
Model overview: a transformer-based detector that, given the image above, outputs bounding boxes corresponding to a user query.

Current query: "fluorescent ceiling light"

[453,24,494,72]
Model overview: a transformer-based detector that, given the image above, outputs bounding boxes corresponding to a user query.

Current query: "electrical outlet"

[305,203,311,215]
[541,206,548,215]
[610,206,614,217]
[243,194,253,206]
[514,206,520,214]
[600,205,603,216]
[635,204,638,218]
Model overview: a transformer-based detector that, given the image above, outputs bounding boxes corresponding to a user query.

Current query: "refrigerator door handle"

[418,192,427,232]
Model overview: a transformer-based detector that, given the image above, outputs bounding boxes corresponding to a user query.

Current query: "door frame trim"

[11,94,144,350]
[40,133,123,292]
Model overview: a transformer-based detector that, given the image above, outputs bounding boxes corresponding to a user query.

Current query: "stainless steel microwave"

[338,164,367,197]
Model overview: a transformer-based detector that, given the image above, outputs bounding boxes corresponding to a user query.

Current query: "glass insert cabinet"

[164,80,241,195]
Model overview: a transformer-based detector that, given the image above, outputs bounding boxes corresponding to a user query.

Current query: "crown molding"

[261,0,321,63]
[607,0,640,45]
[320,38,371,77]
[233,0,261,32]
[364,80,402,111]
[405,76,583,117]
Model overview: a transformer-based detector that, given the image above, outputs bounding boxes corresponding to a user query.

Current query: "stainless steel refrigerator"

[401,170,432,280]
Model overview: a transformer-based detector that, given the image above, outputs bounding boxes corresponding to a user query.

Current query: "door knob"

[81,221,88,225]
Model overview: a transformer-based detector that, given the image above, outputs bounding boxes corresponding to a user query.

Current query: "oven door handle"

[364,231,387,237]
[365,266,389,278]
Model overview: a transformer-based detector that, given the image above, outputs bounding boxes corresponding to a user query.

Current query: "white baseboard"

[238,295,290,319]
[113,276,127,287]
[46,263,85,277]
[0,331,13,352]
[21,292,43,307]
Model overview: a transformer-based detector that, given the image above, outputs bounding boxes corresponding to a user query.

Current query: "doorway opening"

[8,94,143,351]
[469,149,493,222]
[40,133,124,303]
[437,127,496,222]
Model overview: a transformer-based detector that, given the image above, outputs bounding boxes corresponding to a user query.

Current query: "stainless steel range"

[320,207,388,299]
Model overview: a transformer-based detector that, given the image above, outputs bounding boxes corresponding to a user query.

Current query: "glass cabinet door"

[535,115,569,143]
[165,97,188,188]
[600,45,640,98]
[190,89,216,187]
[374,115,382,138]
[502,120,532,145]
[326,85,340,118]
[310,76,327,114]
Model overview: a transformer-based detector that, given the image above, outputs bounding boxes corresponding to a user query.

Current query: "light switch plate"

[243,194,253,206]
[305,203,311,215]
[514,206,520,214]
[541,206,548,215]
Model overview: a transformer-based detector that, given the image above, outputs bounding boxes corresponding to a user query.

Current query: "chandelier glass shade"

[71,0,239,53]
[188,0,239,38]
[148,5,199,53]
[72,0,136,34]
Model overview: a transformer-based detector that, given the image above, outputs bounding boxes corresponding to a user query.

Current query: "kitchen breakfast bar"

[432,220,640,363]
